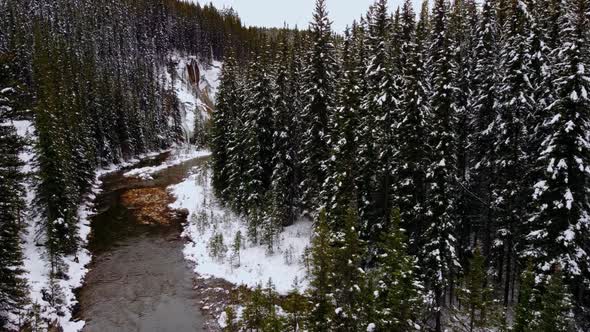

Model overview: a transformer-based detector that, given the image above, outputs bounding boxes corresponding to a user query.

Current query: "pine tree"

[537,268,574,332]
[306,209,335,331]
[469,0,500,260]
[242,284,267,331]
[357,0,398,244]
[449,0,479,267]
[212,50,240,201]
[262,279,286,332]
[299,0,337,214]
[332,206,364,331]
[513,263,538,332]
[492,0,534,305]
[231,231,242,267]
[33,29,79,257]
[0,54,28,327]
[376,208,422,331]
[456,248,499,331]
[243,46,275,214]
[394,0,431,255]
[225,78,249,213]
[527,0,590,305]
[283,278,308,332]
[322,26,361,231]
[271,31,298,228]
[423,0,460,329]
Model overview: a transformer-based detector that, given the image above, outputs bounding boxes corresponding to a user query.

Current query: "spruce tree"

[242,284,267,331]
[422,0,460,329]
[394,0,431,255]
[332,206,364,331]
[492,0,534,305]
[242,46,275,215]
[456,248,499,331]
[299,0,337,214]
[0,55,28,327]
[322,27,361,230]
[376,208,422,331]
[527,0,590,306]
[513,263,538,332]
[357,0,398,244]
[271,31,298,228]
[306,209,334,331]
[469,0,500,260]
[262,279,286,331]
[449,0,479,267]
[212,50,240,201]
[538,268,574,332]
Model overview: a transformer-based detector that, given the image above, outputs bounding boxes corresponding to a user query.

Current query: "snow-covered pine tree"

[212,50,240,201]
[422,0,461,329]
[526,0,562,222]
[226,76,250,214]
[332,206,364,331]
[376,208,423,331]
[357,0,397,246]
[242,45,275,230]
[449,0,479,267]
[32,27,80,257]
[299,0,337,215]
[287,28,307,214]
[527,0,590,307]
[394,0,431,256]
[270,30,298,228]
[322,26,361,231]
[249,49,274,200]
[0,54,28,328]
[468,0,500,261]
[492,0,535,305]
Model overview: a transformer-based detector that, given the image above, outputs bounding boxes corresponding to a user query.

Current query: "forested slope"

[211,0,590,330]
[0,0,254,329]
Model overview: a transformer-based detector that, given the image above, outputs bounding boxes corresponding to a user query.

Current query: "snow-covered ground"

[124,148,211,180]
[169,166,313,295]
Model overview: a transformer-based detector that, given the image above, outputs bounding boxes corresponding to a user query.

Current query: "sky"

[195,0,417,32]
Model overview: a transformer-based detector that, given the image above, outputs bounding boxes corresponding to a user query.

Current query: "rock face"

[187,59,200,87]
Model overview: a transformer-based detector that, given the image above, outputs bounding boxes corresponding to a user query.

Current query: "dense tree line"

[0,0,261,327]
[212,0,590,329]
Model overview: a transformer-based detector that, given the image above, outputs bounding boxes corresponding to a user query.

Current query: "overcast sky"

[195,0,419,32]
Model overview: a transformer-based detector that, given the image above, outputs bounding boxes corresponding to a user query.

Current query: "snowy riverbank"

[169,165,313,295]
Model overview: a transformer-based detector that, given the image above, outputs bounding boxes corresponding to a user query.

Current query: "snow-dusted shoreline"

[168,165,312,295]
[124,148,211,180]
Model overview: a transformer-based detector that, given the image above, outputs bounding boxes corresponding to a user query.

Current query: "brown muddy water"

[74,152,211,332]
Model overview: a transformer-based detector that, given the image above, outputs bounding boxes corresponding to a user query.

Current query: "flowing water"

[75,152,210,332]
